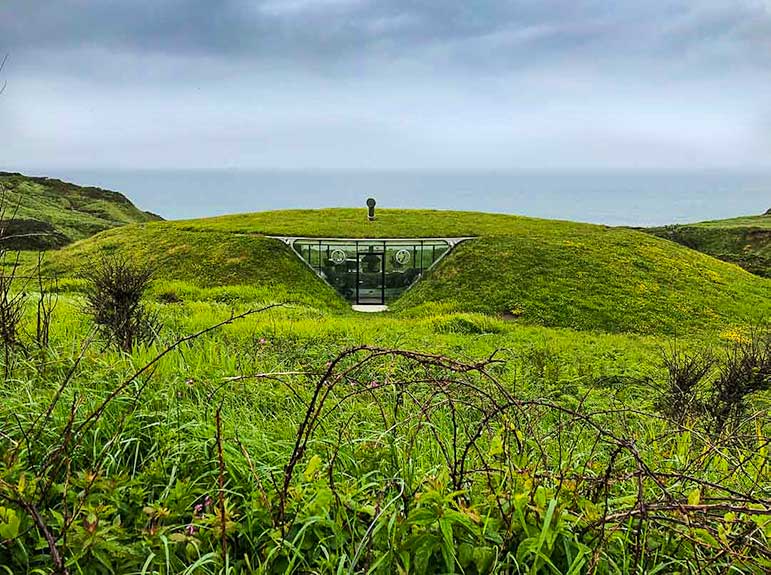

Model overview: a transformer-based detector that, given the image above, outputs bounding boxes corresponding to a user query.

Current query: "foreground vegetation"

[0,270,768,573]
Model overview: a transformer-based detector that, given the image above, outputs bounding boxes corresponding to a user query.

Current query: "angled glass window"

[290,238,455,305]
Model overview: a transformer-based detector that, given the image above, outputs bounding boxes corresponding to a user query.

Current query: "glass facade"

[291,239,451,305]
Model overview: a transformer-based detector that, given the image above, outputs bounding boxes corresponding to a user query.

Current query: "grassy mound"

[0,172,160,249]
[646,213,771,278]
[394,227,770,334]
[42,209,771,334]
[173,208,596,237]
[39,223,345,309]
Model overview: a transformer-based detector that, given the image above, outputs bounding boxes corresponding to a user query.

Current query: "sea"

[23,169,771,227]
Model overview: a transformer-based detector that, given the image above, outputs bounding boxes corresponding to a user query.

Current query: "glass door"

[356,248,384,304]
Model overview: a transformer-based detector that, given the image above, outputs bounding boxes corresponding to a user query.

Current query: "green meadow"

[0,201,769,574]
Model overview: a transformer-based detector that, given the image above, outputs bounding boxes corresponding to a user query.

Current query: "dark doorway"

[356,248,385,305]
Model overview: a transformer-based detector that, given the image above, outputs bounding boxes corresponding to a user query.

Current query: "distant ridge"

[645,212,770,278]
[0,172,161,249]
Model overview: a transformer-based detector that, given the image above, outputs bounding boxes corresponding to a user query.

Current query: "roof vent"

[367,197,376,221]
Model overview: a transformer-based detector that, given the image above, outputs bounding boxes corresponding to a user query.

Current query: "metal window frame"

[270,236,474,305]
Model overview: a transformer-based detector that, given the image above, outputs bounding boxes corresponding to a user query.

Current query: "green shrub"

[82,256,160,352]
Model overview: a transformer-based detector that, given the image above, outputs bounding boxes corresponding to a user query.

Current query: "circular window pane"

[394,249,411,265]
[330,249,347,264]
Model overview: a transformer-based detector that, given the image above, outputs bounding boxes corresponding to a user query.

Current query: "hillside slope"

[645,213,770,278]
[394,230,770,334]
[0,172,160,249]
[43,210,771,334]
[39,223,345,309]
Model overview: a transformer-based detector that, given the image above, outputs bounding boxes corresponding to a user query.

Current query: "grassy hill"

[394,231,770,334]
[0,172,160,249]
[3,206,770,573]
[646,212,770,278]
[38,223,345,309]
[174,208,594,237]
[41,209,771,335]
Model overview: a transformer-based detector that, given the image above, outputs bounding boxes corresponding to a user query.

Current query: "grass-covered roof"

[38,209,771,335]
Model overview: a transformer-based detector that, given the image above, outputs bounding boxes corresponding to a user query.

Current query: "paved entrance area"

[352,304,389,313]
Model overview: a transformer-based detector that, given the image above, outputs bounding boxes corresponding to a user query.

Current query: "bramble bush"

[0,303,768,574]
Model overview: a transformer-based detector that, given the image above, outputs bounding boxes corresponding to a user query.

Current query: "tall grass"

[0,295,768,574]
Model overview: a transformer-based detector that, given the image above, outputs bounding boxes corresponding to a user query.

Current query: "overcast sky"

[2,1,771,171]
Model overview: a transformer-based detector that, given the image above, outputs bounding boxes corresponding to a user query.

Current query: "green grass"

[0,172,159,249]
[173,208,599,238]
[685,214,771,229]
[1,188,769,572]
[35,224,346,310]
[0,294,767,573]
[37,209,771,335]
[646,212,771,278]
[396,230,771,334]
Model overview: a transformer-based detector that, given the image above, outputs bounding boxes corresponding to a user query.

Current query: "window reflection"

[292,239,451,305]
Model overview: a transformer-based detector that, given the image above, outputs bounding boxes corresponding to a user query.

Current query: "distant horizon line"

[7,166,771,176]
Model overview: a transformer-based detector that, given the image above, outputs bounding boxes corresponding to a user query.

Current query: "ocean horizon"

[13,168,771,227]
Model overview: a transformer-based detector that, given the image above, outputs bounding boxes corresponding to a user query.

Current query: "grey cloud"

[1,1,770,171]
[2,1,769,70]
